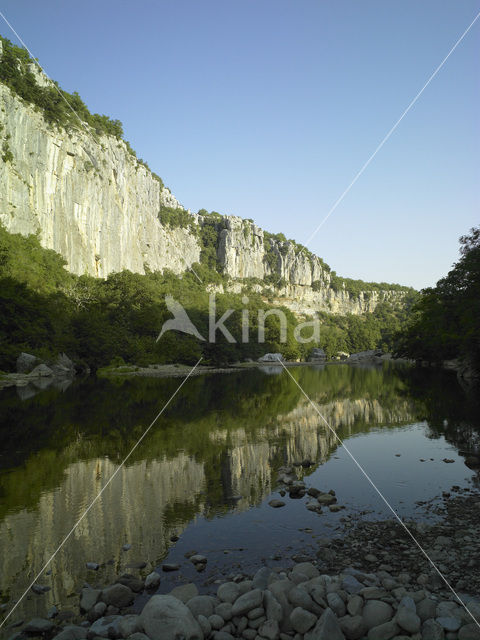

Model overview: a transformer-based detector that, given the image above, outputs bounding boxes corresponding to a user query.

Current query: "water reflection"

[0,364,478,621]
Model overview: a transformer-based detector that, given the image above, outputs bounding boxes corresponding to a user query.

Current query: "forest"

[0,225,414,371]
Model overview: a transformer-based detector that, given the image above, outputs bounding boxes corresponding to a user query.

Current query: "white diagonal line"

[278,359,480,629]
[0,10,90,132]
[0,10,202,261]
[0,358,203,629]
[302,9,480,248]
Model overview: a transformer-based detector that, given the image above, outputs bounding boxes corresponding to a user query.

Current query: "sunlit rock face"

[0,84,200,277]
[0,75,407,314]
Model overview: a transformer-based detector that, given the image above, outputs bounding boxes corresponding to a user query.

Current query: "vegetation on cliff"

[0,35,163,185]
[395,226,480,374]
[0,225,413,370]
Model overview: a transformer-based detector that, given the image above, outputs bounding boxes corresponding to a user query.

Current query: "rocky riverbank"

[3,487,480,640]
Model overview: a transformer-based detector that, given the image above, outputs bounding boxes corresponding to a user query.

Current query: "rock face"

[0,82,199,278]
[0,75,408,316]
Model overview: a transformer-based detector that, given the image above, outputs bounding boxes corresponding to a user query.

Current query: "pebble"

[144,571,161,590]
[268,500,286,508]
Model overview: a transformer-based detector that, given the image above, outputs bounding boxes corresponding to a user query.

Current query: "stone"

[366,619,399,639]
[116,573,144,593]
[209,614,225,630]
[342,575,364,595]
[347,595,363,617]
[459,624,480,639]
[290,607,317,633]
[422,618,446,640]
[232,590,264,616]
[396,607,421,633]
[140,595,204,640]
[92,601,107,617]
[259,354,284,362]
[327,592,346,617]
[288,586,314,610]
[258,619,280,640]
[89,615,123,638]
[118,614,143,638]
[339,614,367,640]
[29,364,54,377]
[264,590,283,622]
[417,598,438,622]
[304,607,345,640]
[47,606,58,619]
[101,583,134,608]
[23,618,54,634]
[292,563,319,579]
[269,500,286,508]
[317,494,337,505]
[248,615,266,629]
[162,563,180,572]
[190,555,207,565]
[268,581,295,629]
[170,583,199,603]
[127,635,150,640]
[362,600,394,630]
[436,617,462,632]
[144,571,161,590]
[80,587,101,612]
[85,562,99,571]
[253,567,272,590]
[213,633,234,640]
[50,625,87,640]
[216,602,233,621]
[247,607,265,620]
[187,595,217,618]
[197,615,212,637]
[16,352,38,373]
[218,582,241,604]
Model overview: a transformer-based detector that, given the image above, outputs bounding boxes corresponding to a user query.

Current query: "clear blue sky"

[1,1,478,289]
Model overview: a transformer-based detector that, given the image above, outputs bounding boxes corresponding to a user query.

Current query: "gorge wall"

[0,62,408,316]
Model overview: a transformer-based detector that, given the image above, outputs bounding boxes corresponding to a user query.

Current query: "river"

[0,363,479,624]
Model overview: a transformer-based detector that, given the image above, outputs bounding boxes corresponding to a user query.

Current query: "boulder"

[305,607,345,640]
[290,607,317,633]
[231,589,263,616]
[186,595,217,618]
[309,348,326,361]
[23,618,54,634]
[101,583,134,608]
[362,600,393,630]
[29,363,54,377]
[16,352,39,373]
[144,571,161,590]
[51,625,87,640]
[140,595,204,640]
[169,583,198,603]
[258,353,284,363]
[88,615,123,638]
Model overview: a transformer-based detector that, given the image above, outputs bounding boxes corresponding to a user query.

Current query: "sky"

[1,1,478,289]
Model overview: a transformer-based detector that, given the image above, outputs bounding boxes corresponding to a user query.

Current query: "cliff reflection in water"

[0,364,452,619]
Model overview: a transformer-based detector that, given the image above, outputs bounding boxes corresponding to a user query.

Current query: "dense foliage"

[0,226,414,371]
[395,226,480,372]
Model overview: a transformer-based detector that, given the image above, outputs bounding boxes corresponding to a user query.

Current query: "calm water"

[0,363,479,624]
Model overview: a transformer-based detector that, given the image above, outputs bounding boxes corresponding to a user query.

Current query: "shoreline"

[4,487,480,639]
[0,354,412,389]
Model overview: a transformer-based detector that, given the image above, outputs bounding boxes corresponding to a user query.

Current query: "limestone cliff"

[0,57,409,315]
